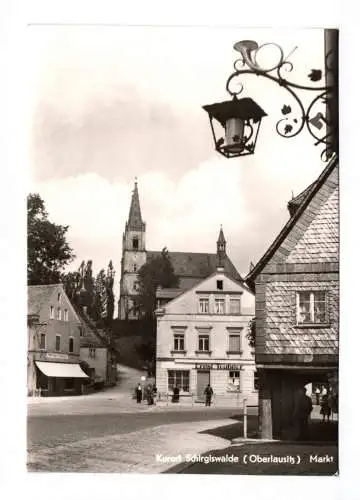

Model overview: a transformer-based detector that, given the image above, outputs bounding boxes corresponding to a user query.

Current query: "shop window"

[55,335,61,352]
[168,370,190,392]
[132,237,139,250]
[198,335,210,352]
[57,308,62,320]
[216,280,223,290]
[199,298,209,314]
[229,334,241,353]
[39,333,46,350]
[173,334,185,351]
[230,298,241,314]
[69,337,74,353]
[254,371,259,391]
[227,370,241,391]
[296,291,327,325]
[215,298,225,314]
[64,309,69,321]
[50,306,54,319]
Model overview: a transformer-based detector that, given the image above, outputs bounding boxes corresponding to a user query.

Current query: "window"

[133,281,139,291]
[133,264,137,272]
[57,308,61,320]
[230,298,241,314]
[69,337,74,353]
[132,237,139,250]
[173,334,185,351]
[199,298,209,314]
[227,370,241,391]
[215,298,225,314]
[296,291,327,324]
[79,327,84,338]
[216,280,223,290]
[198,335,210,352]
[55,335,61,352]
[57,293,61,302]
[254,371,259,391]
[39,333,46,350]
[168,370,190,392]
[50,306,54,319]
[64,309,69,321]
[229,334,241,353]
[89,347,96,358]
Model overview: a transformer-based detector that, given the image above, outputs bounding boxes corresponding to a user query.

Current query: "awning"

[35,361,89,378]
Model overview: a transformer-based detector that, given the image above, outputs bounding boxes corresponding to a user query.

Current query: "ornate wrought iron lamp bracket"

[226,40,337,160]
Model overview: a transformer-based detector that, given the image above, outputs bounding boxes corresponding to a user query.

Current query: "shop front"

[156,360,258,406]
[34,360,89,396]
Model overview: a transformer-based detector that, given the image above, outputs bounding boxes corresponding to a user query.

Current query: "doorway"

[197,370,210,399]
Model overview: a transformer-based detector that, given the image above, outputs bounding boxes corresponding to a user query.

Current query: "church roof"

[147,250,242,282]
[127,181,145,231]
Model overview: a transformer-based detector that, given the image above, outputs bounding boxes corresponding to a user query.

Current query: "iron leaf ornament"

[308,69,322,82]
[281,105,292,115]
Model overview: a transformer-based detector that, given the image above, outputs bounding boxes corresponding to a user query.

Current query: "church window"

[132,237,139,250]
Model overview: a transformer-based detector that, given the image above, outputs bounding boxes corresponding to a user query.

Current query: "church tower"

[118,180,147,319]
[217,225,226,268]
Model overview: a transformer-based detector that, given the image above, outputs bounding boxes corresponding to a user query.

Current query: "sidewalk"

[27,419,233,473]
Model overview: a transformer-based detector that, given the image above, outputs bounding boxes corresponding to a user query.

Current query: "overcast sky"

[27,26,327,302]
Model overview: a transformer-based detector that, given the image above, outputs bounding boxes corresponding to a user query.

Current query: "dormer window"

[216,280,223,290]
[132,237,139,250]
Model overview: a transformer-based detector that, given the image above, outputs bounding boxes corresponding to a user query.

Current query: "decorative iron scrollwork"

[225,40,337,160]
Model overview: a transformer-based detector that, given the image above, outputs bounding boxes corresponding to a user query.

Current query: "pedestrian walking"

[320,393,331,422]
[172,385,180,403]
[315,386,321,405]
[135,383,142,404]
[204,384,214,407]
[292,386,313,440]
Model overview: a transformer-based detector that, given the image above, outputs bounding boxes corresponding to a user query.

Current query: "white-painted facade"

[156,269,258,405]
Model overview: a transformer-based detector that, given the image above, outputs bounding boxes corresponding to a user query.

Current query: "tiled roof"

[28,284,62,315]
[147,251,242,282]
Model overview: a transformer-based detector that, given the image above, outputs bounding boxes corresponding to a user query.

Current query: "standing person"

[172,385,180,403]
[315,386,321,405]
[320,393,331,422]
[292,387,313,440]
[147,384,154,405]
[135,383,142,404]
[204,384,214,407]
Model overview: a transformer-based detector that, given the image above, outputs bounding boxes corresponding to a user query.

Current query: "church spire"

[217,225,226,267]
[127,178,145,231]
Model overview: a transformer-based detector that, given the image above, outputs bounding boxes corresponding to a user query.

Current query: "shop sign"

[195,363,242,370]
[45,352,69,360]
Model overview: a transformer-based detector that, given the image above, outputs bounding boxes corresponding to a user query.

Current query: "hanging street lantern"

[203,31,338,161]
[203,97,267,158]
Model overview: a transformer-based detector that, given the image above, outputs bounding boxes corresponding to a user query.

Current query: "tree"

[28,193,75,285]
[135,247,179,318]
[247,317,256,349]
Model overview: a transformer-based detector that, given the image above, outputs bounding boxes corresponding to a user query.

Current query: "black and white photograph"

[23,24,340,477]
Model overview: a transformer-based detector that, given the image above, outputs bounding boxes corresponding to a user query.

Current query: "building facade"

[118,181,241,319]
[156,268,257,405]
[80,326,117,387]
[246,156,339,439]
[27,284,89,396]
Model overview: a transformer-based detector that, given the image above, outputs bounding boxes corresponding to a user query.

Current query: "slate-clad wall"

[255,164,339,366]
